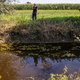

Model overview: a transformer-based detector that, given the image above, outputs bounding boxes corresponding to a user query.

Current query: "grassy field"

[1,10,80,22]
[1,10,80,27]
[0,10,80,43]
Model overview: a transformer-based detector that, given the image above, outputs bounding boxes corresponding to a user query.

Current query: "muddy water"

[0,49,80,80]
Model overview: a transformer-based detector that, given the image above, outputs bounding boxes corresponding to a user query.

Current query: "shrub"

[0,2,14,15]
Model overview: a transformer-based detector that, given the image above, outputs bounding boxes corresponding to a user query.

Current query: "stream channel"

[0,43,80,80]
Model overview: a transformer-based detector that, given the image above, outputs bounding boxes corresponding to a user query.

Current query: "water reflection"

[41,58,53,72]
[19,50,80,75]
[20,50,80,67]
[18,51,80,79]
[0,50,80,80]
[0,51,21,80]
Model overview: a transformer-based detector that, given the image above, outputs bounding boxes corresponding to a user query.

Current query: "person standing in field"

[68,7,70,10]
[55,6,57,10]
[32,3,38,20]
[63,6,65,10]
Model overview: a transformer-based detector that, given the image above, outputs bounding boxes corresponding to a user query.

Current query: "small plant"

[48,66,68,80]
[48,66,80,80]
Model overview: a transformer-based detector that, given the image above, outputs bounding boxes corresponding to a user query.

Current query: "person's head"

[34,3,36,7]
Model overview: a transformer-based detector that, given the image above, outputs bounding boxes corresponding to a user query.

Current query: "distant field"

[7,4,80,10]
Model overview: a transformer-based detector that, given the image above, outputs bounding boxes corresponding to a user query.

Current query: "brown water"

[0,49,80,80]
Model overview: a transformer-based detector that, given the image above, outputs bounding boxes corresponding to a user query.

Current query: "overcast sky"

[19,0,80,4]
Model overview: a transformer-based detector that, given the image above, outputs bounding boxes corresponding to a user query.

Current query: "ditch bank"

[0,20,80,43]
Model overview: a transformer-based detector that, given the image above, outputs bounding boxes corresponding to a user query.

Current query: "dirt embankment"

[0,20,80,43]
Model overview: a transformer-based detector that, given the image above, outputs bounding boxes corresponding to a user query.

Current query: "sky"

[19,0,80,4]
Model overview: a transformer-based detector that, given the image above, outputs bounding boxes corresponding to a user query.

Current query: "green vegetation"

[0,10,80,30]
[1,10,80,23]
[0,10,80,43]
[48,66,80,80]
[0,6,80,79]
[6,4,80,10]
[0,3,14,15]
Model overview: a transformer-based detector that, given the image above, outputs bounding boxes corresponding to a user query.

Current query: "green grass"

[1,10,80,24]
[0,10,80,32]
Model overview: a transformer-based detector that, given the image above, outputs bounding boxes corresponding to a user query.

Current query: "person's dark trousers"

[33,13,36,20]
